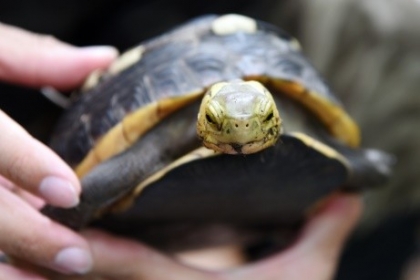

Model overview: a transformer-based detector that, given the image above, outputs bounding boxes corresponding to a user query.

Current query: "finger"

[0,173,14,190]
[176,245,246,270]
[0,187,93,275]
[296,194,362,255]
[0,174,45,209]
[281,194,362,279]
[11,187,45,210]
[228,194,362,280]
[0,22,118,90]
[0,263,47,280]
[0,111,80,208]
[79,230,217,280]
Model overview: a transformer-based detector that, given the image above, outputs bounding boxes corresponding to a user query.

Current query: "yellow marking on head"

[197,80,282,154]
[206,82,228,98]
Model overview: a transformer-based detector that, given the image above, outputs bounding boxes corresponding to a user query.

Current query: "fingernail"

[79,46,119,58]
[39,176,79,208]
[54,247,92,275]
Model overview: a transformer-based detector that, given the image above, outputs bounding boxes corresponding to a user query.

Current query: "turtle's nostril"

[245,123,249,128]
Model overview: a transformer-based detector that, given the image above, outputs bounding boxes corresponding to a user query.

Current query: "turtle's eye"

[206,114,217,125]
[264,111,274,122]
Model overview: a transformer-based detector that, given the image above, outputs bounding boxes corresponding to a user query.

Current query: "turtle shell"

[50,14,359,177]
[43,14,391,251]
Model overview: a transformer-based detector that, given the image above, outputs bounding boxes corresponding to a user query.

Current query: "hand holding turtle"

[0,22,117,277]
[49,194,361,280]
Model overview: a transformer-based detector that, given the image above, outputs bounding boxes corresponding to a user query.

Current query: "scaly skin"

[197,80,282,154]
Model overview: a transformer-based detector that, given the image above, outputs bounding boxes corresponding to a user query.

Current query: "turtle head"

[197,80,282,154]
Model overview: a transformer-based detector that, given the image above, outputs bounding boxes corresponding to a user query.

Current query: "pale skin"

[0,22,362,279]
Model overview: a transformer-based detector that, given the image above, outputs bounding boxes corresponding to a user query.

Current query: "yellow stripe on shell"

[246,76,361,147]
[75,91,203,178]
[289,132,350,169]
[288,132,350,218]
[107,147,218,213]
[102,132,349,214]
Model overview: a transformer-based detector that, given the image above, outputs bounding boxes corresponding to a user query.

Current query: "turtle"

[42,14,392,252]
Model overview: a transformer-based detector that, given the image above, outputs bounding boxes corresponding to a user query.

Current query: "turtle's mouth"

[230,143,243,154]
[202,139,274,155]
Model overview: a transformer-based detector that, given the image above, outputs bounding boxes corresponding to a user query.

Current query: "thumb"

[229,194,362,280]
[279,194,362,279]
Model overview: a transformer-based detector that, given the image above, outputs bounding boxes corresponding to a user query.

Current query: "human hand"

[0,22,118,277]
[47,194,361,280]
